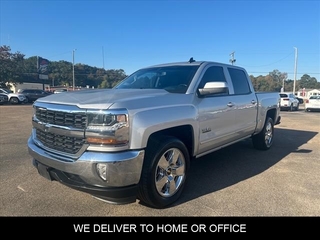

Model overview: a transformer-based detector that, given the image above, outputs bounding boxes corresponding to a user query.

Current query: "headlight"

[85,109,129,150]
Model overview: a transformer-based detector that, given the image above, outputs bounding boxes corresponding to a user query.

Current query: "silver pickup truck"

[27,60,281,209]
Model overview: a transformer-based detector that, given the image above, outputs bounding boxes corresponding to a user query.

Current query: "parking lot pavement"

[0,104,319,217]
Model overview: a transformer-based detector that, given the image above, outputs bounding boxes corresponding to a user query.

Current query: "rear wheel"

[289,104,293,111]
[252,117,274,150]
[137,136,190,208]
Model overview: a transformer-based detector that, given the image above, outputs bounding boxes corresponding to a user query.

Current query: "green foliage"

[0,45,26,88]
[1,45,319,91]
[250,73,283,92]
[299,74,320,89]
[99,69,127,88]
[22,56,38,82]
[250,69,320,92]
[49,60,73,87]
[0,45,128,89]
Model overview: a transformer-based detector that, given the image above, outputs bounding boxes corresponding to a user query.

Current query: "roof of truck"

[144,58,241,69]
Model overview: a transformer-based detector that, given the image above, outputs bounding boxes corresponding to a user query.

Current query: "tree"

[0,45,128,89]
[250,70,286,92]
[268,69,287,92]
[0,45,25,88]
[22,56,39,83]
[48,60,73,87]
[299,74,319,89]
[99,69,127,88]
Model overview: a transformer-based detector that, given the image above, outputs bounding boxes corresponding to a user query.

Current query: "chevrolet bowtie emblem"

[44,124,51,132]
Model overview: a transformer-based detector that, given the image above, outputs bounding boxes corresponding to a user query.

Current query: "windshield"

[0,88,11,94]
[115,65,199,93]
[310,96,320,100]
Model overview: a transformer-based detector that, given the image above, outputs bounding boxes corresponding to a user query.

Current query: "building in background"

[296,88,320,99]
[10,82,50,93]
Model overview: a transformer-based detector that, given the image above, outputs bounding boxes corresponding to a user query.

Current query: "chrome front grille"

[36,129,85,154]
[33,104,87,155]
[35,107,87,129]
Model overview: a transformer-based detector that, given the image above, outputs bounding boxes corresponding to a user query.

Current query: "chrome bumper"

[27,136,145,187]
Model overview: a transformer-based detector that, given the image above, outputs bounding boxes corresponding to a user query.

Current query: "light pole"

[102,46,105,69]
[229,51,236,65]
[293,47,298,94]
[72,49,76,91]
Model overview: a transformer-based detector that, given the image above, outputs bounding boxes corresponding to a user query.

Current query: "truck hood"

[35,88,184,109]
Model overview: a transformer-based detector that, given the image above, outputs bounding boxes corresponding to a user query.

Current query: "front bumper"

[18,95,27,102]
[28,136,145,204]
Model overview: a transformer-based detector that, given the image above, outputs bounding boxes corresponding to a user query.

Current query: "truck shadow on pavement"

[171,128,317,207]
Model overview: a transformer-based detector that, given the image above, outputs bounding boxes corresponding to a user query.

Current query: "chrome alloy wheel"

[264,121,273,147]
[155,147,186,197]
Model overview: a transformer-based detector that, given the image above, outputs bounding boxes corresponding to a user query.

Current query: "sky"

[0,0,319,81]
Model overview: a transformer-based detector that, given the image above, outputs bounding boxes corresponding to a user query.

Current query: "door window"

[228,68,251,95]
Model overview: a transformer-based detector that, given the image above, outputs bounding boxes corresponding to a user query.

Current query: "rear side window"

[228,68,251,95]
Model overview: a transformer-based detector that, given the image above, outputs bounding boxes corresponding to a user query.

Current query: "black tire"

[289,104,293,111]
[252,117,274,150]
[137,136,190,209]
[9,97,19,104]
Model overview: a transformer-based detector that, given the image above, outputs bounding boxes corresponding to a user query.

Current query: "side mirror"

[198,81,229,96]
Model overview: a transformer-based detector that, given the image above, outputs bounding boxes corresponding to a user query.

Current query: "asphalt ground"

[0,104,319,217]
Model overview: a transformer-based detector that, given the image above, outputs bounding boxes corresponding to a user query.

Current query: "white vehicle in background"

[54,89,68,94]
[305,95,320,112]
[279,92,299,111]
[0,88,27,104]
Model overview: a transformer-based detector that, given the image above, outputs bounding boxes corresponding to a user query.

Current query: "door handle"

[251,100,257,104]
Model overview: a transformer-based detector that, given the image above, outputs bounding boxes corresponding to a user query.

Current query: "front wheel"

[252,117,274,150]
[137,136,190,208]
[9,97,19,104]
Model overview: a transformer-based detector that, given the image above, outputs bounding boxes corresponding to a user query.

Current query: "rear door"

[226,67,258,137]
[29,90,37,101]
[34,90,47,100]
[288,93,299,108]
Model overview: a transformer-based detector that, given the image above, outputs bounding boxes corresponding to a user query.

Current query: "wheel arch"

[146,125,194,159]
[266,108,277,124]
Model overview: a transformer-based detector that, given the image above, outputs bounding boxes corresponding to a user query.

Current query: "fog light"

[96,163,107,181]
